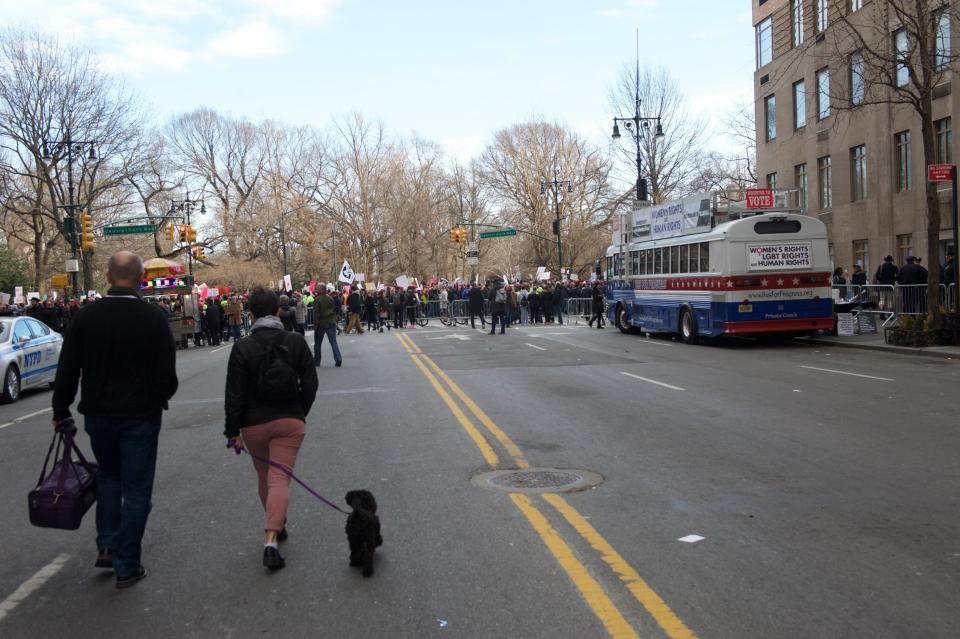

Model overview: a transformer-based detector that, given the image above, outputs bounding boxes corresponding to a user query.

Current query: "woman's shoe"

[263,546,285,570]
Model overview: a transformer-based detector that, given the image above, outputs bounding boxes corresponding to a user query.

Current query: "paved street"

[0,323,958,638]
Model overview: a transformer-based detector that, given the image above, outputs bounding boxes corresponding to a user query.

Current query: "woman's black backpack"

[251,332,299,402]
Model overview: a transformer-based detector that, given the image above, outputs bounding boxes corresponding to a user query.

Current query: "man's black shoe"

[277,527,288,542]
[263,546,285,570]
[95,549,113,569]
[335,361,342,367]
[116,566,146,589]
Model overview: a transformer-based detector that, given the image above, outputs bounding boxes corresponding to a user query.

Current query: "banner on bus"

[632,192,712,241]
[746,242,812,271]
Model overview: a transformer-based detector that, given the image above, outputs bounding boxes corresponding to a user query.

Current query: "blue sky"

[1,0,756,160]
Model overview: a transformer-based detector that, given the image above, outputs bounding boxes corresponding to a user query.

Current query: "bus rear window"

[755,220,801,234]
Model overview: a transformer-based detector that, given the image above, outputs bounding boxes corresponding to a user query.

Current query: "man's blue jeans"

[230,324,242,341]
[554,303,564,324]
[84,415,162,578]
[314,324,342,365]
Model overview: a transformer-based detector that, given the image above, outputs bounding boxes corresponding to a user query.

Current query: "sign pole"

[952,166,958,268]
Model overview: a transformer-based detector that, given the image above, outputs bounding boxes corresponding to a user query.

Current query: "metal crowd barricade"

[940,283,956,314]
[564,298,593,324]
[894,284,929,317]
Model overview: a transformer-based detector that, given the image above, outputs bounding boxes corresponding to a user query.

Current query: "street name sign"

[479,228,518,239]
[103,224,158,236]
[927,164,955,181]
[745,188,774,209]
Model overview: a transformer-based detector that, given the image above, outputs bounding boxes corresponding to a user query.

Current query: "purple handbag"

[28,419,98,530]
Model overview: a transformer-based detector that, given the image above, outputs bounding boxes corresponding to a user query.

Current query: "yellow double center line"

[394,332,697,639]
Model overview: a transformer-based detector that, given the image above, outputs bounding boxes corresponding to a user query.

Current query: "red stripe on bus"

[723,318,834,333]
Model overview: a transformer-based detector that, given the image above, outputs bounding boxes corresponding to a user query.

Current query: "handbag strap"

[36,430,60,487]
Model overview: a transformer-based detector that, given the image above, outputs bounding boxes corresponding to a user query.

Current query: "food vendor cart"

[140,259,199,347]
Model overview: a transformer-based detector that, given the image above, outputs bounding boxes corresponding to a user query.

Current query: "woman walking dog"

[224,287,318,570]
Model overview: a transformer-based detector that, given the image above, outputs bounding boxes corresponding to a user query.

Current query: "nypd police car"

[0,316,62,403]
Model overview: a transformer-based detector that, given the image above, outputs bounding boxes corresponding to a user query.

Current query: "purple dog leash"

[233,444,348,515]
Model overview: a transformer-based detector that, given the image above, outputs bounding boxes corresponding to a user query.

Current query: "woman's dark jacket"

[223,326,318,437]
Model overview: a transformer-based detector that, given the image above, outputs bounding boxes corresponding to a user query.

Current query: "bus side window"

[642,249,650,275]
[671,246,680,273]
[654,248,663,274]
[699,242,710,272]
[679,244,689,274]
[630,251,639,275]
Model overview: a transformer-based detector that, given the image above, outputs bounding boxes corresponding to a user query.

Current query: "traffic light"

[178,225,187,243]
[185,225,197,243]
[195,247,205,261]
[164,224,174,241]
[450,228,463,243]
[80,213,94,251]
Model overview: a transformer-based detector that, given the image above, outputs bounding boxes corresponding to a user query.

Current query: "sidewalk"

[799,332,960,360]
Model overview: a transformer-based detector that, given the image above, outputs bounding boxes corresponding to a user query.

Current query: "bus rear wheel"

[680,308,698,345]
[616,303,630,334]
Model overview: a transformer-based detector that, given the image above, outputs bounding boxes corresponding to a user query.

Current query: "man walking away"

[518,286,529,325]
[344,288,364,334]
[404,287,419,328]
[553,282,566,325]
[468,284,486,329]
[874,255,898,311]
[588,283,605,328]
[226,295,244,341]
[313,289,342,367]
[489,283,507,335]
[51,251,178,589]
[292,293,307,335]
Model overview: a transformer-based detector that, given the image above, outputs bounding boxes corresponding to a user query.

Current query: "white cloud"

[207,21,286,59]
[440,136,486,163]
[242,0,343,20]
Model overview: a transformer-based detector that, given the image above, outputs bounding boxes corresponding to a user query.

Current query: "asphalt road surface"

[0,320,957,638]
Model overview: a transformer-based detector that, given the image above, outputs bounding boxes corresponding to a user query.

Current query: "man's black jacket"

[52,288,178,421]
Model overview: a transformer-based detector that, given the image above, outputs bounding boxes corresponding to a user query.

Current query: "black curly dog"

[345,490,382,577]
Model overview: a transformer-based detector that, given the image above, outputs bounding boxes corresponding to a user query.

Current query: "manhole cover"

[472,468,603,494]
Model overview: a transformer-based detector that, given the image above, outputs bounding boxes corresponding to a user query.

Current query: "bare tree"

[0,29,143,291]
[811,1,958,325]
[690,104,757,199]
[609,65,707,203]
[479,120,615,278]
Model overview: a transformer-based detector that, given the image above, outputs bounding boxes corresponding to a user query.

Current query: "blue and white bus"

[604,195,833,343]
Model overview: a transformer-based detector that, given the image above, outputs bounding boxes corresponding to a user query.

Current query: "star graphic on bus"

[776,278,784,286]
[760,279,768,287]
[792,277,800,285]
[726,280,734,288]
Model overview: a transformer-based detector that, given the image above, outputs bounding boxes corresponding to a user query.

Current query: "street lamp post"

[169,193,205,275]
[541,169,574,278]
[42,136,98,298]
[611,65,665,202]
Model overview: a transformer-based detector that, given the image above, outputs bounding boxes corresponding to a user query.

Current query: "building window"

[935,117,952,164]
[897,234,913,265]
[815,0,828,33]
[851,0,862,10]
[756,17,773,68]
[816,67,830,119]
[850,51,865,106]
[894,29,909,87]
[936,11,951,71]
[829,242,835,271]
[795,163,808,211]
[766,172,778,189]
[793,80,806,129]
[792,0,805,46]
[895,131,911,193]
[853,239,869,274]
[765,94,777,141]
[818,155,832,209]
[850,144,867,201]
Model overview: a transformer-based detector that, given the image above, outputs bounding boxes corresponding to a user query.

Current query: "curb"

[799,337,960,360]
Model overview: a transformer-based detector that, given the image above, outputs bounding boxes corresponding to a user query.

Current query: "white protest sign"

[355,273,365,282]
[338,260,355,284]
[395,275,410,289]
[283,274,292,291]
[746,242,812,271]
[0,293,9,305]
[27,291,39,302]
[535,266,546,280]
[208,288,219,298]
[836,313,855,336]
[13,286,23,304]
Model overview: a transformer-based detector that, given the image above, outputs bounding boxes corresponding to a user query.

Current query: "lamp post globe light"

[169,193,205,276]
[540,168,575,278]
[42,135,99,297]
[611,63,664,203]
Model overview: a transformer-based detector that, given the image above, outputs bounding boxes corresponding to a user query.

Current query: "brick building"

[752,0,956,278]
